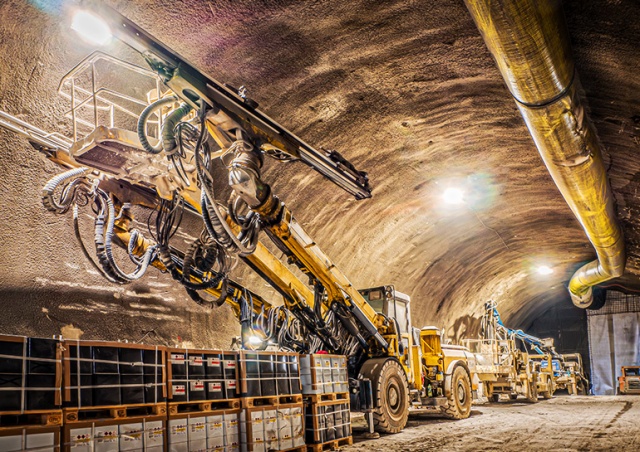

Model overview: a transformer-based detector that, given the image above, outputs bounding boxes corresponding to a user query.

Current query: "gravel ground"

[345,395,640,451]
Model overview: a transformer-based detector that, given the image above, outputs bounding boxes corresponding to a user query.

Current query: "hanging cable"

[189,105,259,256]
[137,96,178,154]
[92,190,157,283]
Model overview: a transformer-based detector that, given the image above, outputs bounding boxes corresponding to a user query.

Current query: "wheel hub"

[388,385,399,408]
[457,382,467,404]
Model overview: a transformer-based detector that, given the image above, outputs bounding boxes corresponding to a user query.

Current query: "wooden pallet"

[241,393,303,408]
[280,446,307,452]
[63,403,166,422]
[308,436,353,451]
[168,398,240,415]
[304,392,349,403]
[0,410,63,427]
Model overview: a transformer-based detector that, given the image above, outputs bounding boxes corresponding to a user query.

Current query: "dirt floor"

[346,395,640,451]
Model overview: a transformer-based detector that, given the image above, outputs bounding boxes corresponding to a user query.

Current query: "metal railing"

[57,51,164,142]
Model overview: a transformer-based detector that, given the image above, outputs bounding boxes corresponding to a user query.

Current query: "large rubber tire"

[542,377,553,400]
[509,393,518,400]
[443,366,472,419]
[491,393,501,403]
[360,359,409,433]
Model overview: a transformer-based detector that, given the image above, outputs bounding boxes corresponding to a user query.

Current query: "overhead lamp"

[443,187,465,205]
[537,265,554,276]
[71,11,112,46]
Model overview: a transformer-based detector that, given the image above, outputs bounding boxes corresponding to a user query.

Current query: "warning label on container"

[172,384,186,395]
[207,357,221,366]
[190,380,205,391]
[189,356,204,366]
[170,353,185,363]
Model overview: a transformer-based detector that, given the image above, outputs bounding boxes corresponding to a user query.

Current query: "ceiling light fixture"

[71,11,112,46]
[537,265,554,275]
[443,187,465,205]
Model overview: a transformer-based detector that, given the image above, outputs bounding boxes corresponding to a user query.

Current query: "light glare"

[537,265,554,275]
[443,187,464,205]
[248,335,262,345]
[71,11,112,46]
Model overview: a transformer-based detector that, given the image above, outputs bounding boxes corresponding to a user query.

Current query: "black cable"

[137,96,178,154]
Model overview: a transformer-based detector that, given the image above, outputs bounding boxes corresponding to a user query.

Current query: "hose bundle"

[42,168,157,284]
[192,110,260,256]
[42,167,91,213]
[92,190,157,283]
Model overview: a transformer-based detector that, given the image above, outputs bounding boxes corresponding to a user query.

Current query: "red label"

[208,382,222,392]
[224,360,236,369]
[207,357,221,366]
[227,380,237,389]
[191,381,205,391]
[170,353,185,362]
[189,357,203,366]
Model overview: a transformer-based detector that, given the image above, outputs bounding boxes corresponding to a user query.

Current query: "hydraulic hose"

[93,190,156,283]
[162,103,193,153]
[42,167,89,213]
[137,96,177,154]
[194,115,257,256]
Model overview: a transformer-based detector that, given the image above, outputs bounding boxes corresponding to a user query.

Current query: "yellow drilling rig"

[0,4,478,433]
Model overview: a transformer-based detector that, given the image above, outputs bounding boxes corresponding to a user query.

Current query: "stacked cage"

[300,354,352,451]
[62,416,166,452]
[166,348,242,451]
[166,348,240,409]
[0,335,63,452]
[238,351,305,451]
[62,340,167,451]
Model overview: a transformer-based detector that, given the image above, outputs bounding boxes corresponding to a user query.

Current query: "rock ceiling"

[0,0,638,346]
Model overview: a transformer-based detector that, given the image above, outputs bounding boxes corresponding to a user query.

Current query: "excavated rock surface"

[0,0,638,346]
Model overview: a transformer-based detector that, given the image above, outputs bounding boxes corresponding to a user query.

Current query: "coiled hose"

[42,167,90,213]
[93,190,157,283]
[137,96,178,154]
[192,111,257,256]
[162,103,193,154]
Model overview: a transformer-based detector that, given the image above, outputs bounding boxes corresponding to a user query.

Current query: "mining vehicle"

[464,301,543,402]
[0,3,477,434]
[481,305,588,397]
[539,353,589,395]
[618,366,640,395]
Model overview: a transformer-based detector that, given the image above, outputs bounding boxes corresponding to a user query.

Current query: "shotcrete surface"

[0,0,638,345]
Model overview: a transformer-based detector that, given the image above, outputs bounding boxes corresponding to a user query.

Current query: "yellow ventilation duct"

[464,0,625,308]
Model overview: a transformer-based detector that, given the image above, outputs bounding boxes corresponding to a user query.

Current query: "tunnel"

[0,1,639,451]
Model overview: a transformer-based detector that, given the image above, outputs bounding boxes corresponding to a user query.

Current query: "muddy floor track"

[346,395,640,451]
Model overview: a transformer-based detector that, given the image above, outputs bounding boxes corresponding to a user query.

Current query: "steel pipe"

[464,0,625,308]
